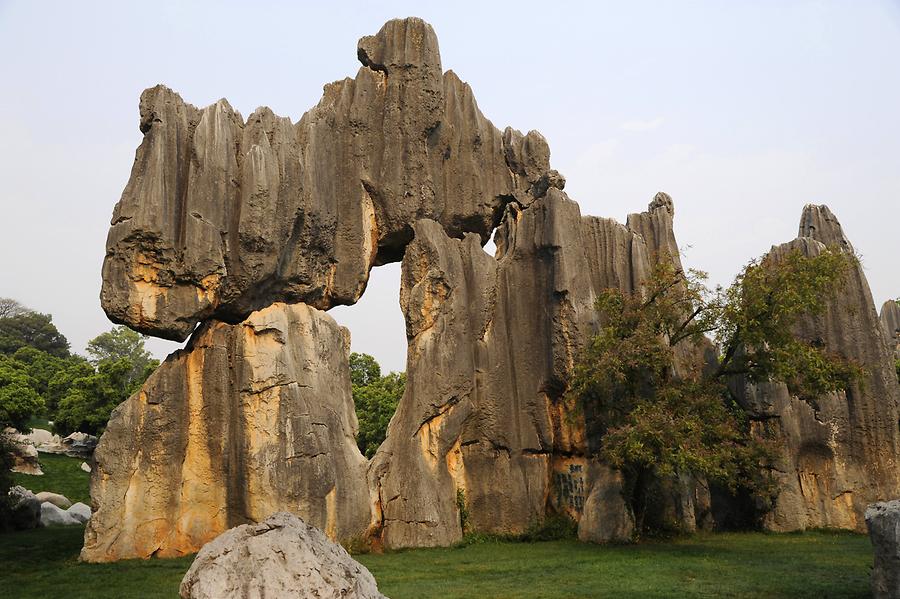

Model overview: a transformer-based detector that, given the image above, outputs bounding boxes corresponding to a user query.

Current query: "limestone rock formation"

[867,500,900,599]
[367,190,703,548]
[733,205,900,531]
[67,502,92,524]
[35,491,72,509]
[94,15,900,560]
[880,299,900,358]
[179,512,386,599]
[7,486,41,531]
[41,501,80,526]
[5,428,42,475]
[101,17,558,341]
[81,303,369,562]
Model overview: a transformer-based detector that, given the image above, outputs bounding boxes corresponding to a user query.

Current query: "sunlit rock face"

[100,17,556,342]
[732,205,900,532]
[81,303,370,562]
[367,191,706,548]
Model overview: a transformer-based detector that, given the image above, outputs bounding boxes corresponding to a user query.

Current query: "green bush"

[0,355,44,431]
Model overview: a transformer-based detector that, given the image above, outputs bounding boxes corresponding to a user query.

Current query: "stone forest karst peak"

[83,17,900,562]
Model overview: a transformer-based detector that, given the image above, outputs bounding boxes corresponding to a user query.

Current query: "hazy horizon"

[1,1,898,373]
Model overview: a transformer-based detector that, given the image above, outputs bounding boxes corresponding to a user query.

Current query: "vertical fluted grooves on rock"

[89,17,899,561]
[367,190,698,548]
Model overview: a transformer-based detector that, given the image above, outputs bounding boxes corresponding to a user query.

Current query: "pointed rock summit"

[732,204,900,531]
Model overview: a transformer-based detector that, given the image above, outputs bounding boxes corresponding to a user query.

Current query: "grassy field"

[12,453,91,505]
[0,524,873,598]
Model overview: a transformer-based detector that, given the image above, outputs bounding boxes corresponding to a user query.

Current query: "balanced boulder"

[100,17,555,342]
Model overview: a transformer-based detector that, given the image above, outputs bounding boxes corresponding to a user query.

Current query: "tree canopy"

[0,308,69,357]
[567,249,858,532]
[86,325,156,387]
[0,302,158,437]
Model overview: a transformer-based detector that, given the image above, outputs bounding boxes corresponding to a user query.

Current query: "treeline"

[0,298,157,436]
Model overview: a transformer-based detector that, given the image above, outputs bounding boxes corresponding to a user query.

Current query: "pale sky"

[1,1,898,374]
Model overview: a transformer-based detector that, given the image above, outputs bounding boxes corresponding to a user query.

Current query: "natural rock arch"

[83,18,900,562]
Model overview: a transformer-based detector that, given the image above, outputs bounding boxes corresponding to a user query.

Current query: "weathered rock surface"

[5,429,42,475]
[101,17,558,341]
[367,191,703,548]
[67,502,92,524]
[179,512,386,599]
[8,486,41,530]
[881,299,900,358]
[24,427,60,451]
[26,429,98,458]
[81,303,370,562]
[866,500,900,599]
[734,205,900,531]
[36,491,71,509]
[94,15,900,559]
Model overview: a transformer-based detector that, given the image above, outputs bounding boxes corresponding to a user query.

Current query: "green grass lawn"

[0,525,873,598]
[12,453,91,505]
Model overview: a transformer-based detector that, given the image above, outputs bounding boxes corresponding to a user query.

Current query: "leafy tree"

[54,358,148,436]
[0,355,44,432]
[568,248,857,533]
[0,298,27,319]
[0,310,69,358]
[349,353,404,458]
[355,371,405,458]
[86,325,156,384]
[350,352,382,387]
[48,326,160,435]
[45,356,95,414]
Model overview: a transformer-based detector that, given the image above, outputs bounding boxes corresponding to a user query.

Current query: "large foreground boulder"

[179,512,386,599]
[82,303,370,562]
[866,500,900,599]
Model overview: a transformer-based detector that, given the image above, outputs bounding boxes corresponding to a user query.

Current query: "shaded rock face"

[81,303,370,562]
[866,500,900,599]
[179,512,385,599]
[367,191,704,548]
[881,300,900,358]
[733,206,900,532]
[8,486,41,531]
[101,17,557,341]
